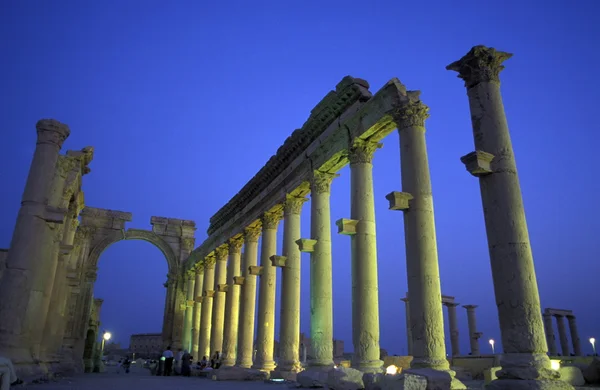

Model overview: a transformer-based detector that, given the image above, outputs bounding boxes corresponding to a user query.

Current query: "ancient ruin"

[0,46,583,389]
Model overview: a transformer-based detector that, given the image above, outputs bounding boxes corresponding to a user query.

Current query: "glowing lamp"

[103,332,112,341]
[591,338,596,354]
[386,365,399,375]
[550,359,561,371]
[489,339,495,354]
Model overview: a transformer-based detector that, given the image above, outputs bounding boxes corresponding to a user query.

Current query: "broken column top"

[446,45,513,89]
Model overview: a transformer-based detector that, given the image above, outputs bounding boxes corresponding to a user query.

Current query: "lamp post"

[591,338,596,355]
[489,339,495,354]
[101,331,112,358]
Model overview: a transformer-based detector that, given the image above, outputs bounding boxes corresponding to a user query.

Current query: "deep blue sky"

[2,1,599,355]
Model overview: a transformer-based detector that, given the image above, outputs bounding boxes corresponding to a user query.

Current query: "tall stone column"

[252,210,283,371]
[304,171,337,367]
[463,305,481,356]
[273,195,307,375]
[0,119,70,366]
[191,263,204,360]
[448,46,562,387]
[198,254,216,359]
[210,245,228,356]
[390,100,450,374]
[236,224,261,368]
[182,271,196,352]
[342,140,383,373]
[543,313,557,356]
[161,274,175,347]
[446,303,460,357]
[401,297,413,356]
[567,316,582,356]
[555,315,570,357]
[221,236,244,366]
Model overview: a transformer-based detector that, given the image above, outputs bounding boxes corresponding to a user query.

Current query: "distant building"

[129,333,162,359]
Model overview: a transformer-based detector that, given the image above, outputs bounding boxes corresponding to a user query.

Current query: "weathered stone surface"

[403,368,464,390]
[211,366,269,381]
[558,366,584,386]
[326,367,365,390]
[583,358,600,384]
[297,368,330,388]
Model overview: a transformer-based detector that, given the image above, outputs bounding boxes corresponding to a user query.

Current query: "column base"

[351,359,384,374]
[251,360,276,372]
[486,353,574,389]
[410,356,451,371]
[296,366,331,388]
[272,362,304,381]
[235,359,253,369]
[404,368,466,389]
[220,357,236,368]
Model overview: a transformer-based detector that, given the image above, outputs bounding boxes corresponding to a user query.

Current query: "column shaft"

[191,266,204,360]
[0,119,70,364]
[221,237,243,366]
[277,196,306,372]
[252,210,282,371]
[309,172,336,367]
[198,256,216,359]
[395,102,448,370]
[446,304,460,357]
[349,141,382,373]
[556,315,570,356]
[210,247,228,355]
[464,306,481,356]
[567,316,582,356]
[401,298,413,356]
[182,272,196,352]
[236,225,261,368]
[543,313,557,355]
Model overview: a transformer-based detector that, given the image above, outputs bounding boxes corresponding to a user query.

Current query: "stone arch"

[87,229,179,274]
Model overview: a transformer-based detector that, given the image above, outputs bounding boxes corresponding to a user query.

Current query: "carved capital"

[261,210,283,230]
[185,270,196,280]
[243,224,262,243]
[446,45,513,89]
[393,100,430,130]
[283,194,308,215]
[194,262,205,274]
[36,119,70,148]
[310,170,339,195]
[181,237,195,252]
[228,236,244,254]
[215,245,229,261]
[204,254,216,269]
[348,140,382,164]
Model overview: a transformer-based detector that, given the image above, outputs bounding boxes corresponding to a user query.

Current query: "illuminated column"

[182,270,196,352]
[543,313,557,355]
[446,302,460,357]
[221,236,244,367]
[401,297,413,356]
[338,139,383,373]
[236,224,262,368]
[191,263,204,359]
[210,245,229,355]
[273,195,307,373]
[555,315,570,356]
[198,254,216,359]
[390,100,449,372]
[252,210,283,371]
[0,119,70,364]
[567,315,582,356]
[448,46,559,386]
[464,305,481,356]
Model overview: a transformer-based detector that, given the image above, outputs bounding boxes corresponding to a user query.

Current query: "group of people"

[156,347,222,377]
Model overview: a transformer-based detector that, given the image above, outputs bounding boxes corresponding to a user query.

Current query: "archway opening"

[93,239,169,361]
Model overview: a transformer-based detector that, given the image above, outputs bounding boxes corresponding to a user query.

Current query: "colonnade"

[543,308,582,357]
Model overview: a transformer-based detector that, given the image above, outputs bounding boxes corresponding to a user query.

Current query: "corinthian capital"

[283,194,308,215]
[393,100,430,130]
[215,245,229,261]
[243,224,262,243]
[261,210,283,230]
[228,236,244,254]
[36,119,70,147]
[446,45,513,89]
[204,254,216,269]
[310,170,338,195]
[348,140,382,164]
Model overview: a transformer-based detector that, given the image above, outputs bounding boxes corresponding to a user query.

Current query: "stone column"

[191,263,204,360]
[543,313,557,356]
[390,100,449,373]
[210,246,229,356]
[448,46,560,386]
[236,224,261,368]
[303,171,337,368]
[446,302,460,357]
[401,297,413,356]
[555,315,570,356]
[221,236,244,366]
[0,119,70,365]
[252,210,283,371]
[182,271,196,352]
[567,316,582,356]
[344,140,383,373]
[464,305,481,356]
[161,274,175,347]
[273,195,307,375]
[198,254,216,359]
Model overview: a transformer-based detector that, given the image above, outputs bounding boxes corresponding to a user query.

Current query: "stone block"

[270,255,287,267]
[233,276,245,285]
[296,238,318,253]
[558,366,584,386]
[363,372,385,390]
[203,290,215,298]
[211,366,269,381]
[194,296,203,303]
[297,367,330,388]
[403,368,465,390]
[217,284,229,292]
[460,150,494,177]
[378,374,405,390]
[483,366,501,384]
[385,192,413,211]
[326,367,365,390]
[249,266,263,276]
[336,218,359,235]
[583,357,600,384]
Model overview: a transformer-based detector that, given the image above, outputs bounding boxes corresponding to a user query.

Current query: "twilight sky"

[1,0,599,355]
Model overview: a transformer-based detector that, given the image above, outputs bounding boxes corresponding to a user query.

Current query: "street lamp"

[489,339,495,354]
[101,331,112,357]
[591,338,596,355]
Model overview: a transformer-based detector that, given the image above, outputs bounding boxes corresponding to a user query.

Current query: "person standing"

[181,350,192,377]
[162,346,174,376]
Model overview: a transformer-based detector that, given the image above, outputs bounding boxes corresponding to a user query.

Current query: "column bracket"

[460,150,495,177]
[335,218,359,235]
[296,238,317,253]
[385,191,413,211]
[233,276,245,285]
[270,255,287,267]
[249,265,263,276]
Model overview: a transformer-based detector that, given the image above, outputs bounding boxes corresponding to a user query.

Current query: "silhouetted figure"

[181,350,192,377]
[210,351,221,369]
[163,346,174,376]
